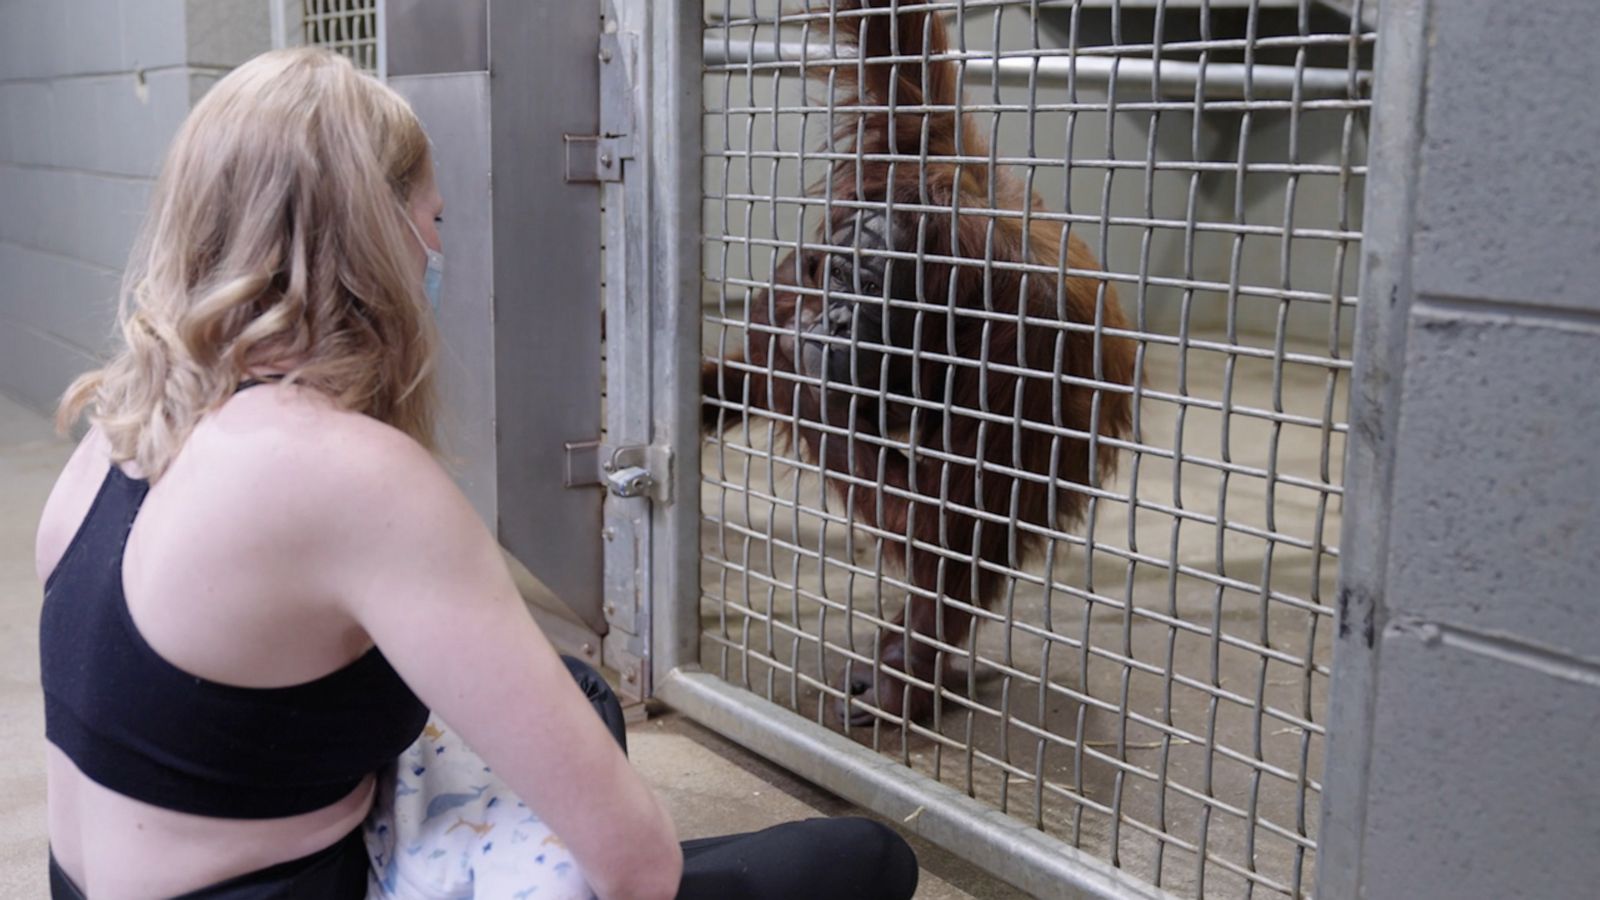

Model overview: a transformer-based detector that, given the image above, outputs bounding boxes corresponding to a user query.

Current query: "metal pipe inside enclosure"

[702,38,1368,100]
[656,669,1185,900]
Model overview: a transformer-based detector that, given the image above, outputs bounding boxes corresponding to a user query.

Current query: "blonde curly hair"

[58,46,439,479]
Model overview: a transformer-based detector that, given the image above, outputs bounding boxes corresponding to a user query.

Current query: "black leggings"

[49,656,918,900]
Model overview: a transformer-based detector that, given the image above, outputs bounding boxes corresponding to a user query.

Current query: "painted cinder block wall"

[1320,1,1600,897]
[0,0,268,414]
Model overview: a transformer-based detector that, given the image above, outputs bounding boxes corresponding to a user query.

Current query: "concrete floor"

[0,391,1015,899]
[698,332,1348,899]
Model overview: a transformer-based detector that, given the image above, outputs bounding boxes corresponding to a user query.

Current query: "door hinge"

[563,31,637,184]
[563,135,630,183]
[562,440,601,489]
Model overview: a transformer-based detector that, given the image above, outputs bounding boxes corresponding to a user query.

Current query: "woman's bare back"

[37,386,386,898]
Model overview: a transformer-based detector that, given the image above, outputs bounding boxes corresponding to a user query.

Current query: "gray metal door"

[381,2,613,667]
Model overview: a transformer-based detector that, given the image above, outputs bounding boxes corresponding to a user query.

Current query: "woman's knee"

[809,817,919,899]
[853,818,917,879]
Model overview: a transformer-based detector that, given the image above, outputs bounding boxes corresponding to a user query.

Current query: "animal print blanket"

[362,715,598,900]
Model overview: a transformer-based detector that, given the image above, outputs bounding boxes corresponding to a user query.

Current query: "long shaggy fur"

[703,0,1138,723]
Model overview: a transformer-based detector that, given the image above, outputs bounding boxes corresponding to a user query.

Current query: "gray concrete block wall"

[1361,632,1600,900]
[1410,0,1600,310]
[1321,1,1600,897]
[0,0,267,414]
[1388,311,1600,659]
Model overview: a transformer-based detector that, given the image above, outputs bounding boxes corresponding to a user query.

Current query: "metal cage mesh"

[698,2,1372,896]
[302,0,381,74]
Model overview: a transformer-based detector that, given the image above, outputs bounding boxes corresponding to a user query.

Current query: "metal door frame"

[365,1,617,673]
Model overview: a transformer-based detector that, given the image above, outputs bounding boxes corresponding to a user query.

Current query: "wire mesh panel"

[302,0,382,74]
[697,1,1371,896]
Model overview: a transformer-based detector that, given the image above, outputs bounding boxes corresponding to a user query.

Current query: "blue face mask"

[405,217,445,312]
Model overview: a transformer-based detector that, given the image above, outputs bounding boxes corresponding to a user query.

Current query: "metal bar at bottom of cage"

[655,668,1185,900]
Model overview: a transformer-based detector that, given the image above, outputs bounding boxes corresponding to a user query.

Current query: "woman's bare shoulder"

[194,384,463,539]
[198,385,497,622]
[201,384,433,476]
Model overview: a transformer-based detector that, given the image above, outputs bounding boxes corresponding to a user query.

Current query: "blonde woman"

[35,47,916,900]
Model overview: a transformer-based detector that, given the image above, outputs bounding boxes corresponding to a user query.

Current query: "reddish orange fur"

[702,0,1137,723]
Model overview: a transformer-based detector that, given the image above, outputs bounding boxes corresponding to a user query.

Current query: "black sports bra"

[39,382,428,818]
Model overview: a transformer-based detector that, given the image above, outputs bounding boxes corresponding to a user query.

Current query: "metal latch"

[563,31,636,184]
[564,440,671,504]
[602,444,671,503]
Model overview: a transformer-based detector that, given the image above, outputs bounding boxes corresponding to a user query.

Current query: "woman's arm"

[306,419,682,900]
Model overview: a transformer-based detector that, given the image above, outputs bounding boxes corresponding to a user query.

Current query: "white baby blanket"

[363,716,599,900]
